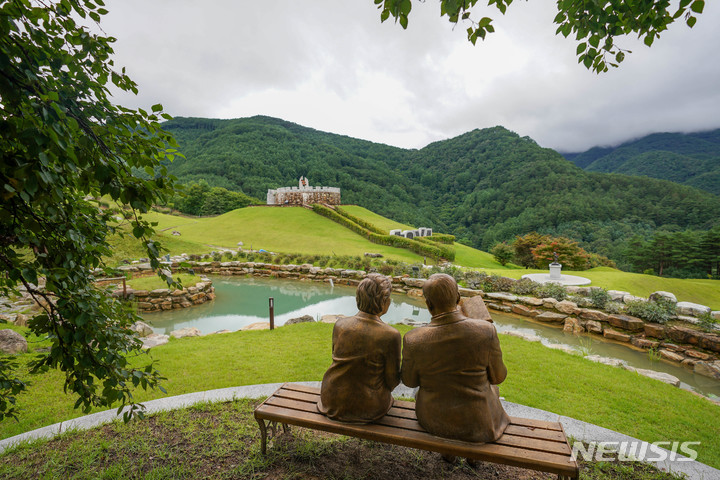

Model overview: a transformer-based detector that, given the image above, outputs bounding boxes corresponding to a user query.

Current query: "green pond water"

[143,276,720,398]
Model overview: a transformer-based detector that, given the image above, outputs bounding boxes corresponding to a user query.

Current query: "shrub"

[428,264,463,282]
[491,242,514,266]
[604,301,624,314]
[510,278,539,296]
[625,299,676,324]
[589,287,612,309]
[697,312,719,333]
[535,282,567,301]
[464,272,515,293]
[377,263,394,276]
[464,271,489,291]
[428,233,455,244]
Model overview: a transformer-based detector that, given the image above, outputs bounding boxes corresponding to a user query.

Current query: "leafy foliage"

[511,233,615,271]
[589,287,613,310]
[171,180,261,216]
[374,0,705,72]
[625,299,677,324]
[463,271,516,293]
[509,277,539,296]
[697,312,718,333]
[490,242,514,266]
[535,282,567,301]
[0,1,175,419]
[624,227,720,278]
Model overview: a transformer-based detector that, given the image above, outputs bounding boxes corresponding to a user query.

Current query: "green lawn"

[340,205,414,231]
[127,273,200,291]
[3,323,718,469]
[106,226,214,267]
[454,243,517,269]
[482,266,720,309]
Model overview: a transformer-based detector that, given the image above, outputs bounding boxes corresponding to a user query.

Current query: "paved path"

[1,382,717,480]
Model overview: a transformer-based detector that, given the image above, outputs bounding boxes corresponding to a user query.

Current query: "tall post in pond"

[269,297,275,330]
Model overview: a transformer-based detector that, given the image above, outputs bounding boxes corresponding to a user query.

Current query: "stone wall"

[266,186,341,206]
[479,291,720,381]
[130,280,215,313]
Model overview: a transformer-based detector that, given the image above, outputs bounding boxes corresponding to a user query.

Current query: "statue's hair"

[356,273,392,315]
[422,273,460,312]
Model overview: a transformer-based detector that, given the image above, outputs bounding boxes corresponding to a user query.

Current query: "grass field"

[126,273,200,291]
[2,323,718,469]
[483,266,720,309]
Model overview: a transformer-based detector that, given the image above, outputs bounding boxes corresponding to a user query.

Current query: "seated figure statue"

[401,273,510,442]
[317,273,401,423]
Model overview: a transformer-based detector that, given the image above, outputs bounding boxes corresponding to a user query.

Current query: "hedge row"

[414,237,456,259]
[312,204,454,261]
[334,206,385,234]
[335,206,454,250]
[427,233,455,244]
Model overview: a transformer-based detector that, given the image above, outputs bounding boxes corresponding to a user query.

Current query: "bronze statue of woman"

[317,273,401,423]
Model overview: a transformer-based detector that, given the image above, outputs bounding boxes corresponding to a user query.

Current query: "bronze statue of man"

[317,273,401,423]
[401,273,510,442]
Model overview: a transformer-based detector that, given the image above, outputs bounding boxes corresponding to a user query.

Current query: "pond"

[143,276,720,398]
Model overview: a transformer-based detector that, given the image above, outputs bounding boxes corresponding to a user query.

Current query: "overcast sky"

[102,1,720,152]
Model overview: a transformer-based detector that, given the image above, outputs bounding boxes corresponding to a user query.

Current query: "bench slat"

[255,403,578,476]
[275,385,563,433]
[262,396,570,456]
[265,395,566,444]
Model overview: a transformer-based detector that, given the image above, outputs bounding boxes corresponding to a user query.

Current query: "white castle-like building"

[266,176,341,206]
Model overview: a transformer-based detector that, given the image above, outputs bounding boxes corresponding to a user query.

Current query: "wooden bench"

[254,383,579,479]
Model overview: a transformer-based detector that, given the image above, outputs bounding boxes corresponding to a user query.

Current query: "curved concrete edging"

[0,382,717,480]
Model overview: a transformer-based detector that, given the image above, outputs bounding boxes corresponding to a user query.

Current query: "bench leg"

[257,418,268,455]
[256,419,291,455]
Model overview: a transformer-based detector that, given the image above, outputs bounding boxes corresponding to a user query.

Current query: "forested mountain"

[162,117,720,266]
[563,129,720,195]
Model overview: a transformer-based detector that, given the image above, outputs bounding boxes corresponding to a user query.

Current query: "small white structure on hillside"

[390,228,433,239]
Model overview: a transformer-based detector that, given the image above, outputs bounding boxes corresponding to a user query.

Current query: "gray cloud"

[103,0,720,152]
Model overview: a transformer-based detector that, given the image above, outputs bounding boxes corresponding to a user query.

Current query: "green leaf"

[690,0,704,13]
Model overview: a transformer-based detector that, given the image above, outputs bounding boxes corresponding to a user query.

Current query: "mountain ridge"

[562,129,720,195]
